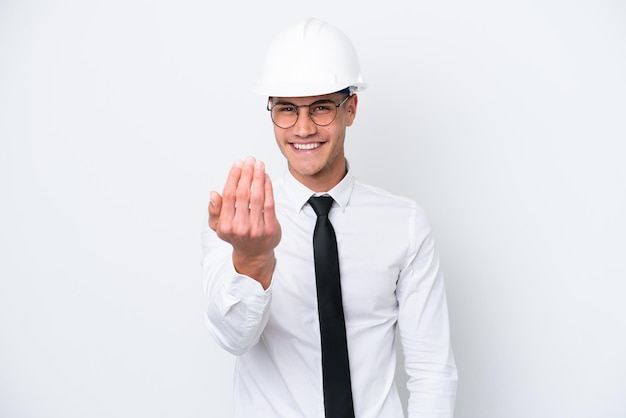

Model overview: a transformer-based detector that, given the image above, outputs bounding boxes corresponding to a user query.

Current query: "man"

[202,18,457,417]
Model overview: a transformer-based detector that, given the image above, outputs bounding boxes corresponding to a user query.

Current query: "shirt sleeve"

[201,219,272,356]
[396,206,458,418]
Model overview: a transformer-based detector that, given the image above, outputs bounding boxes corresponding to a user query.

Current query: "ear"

[346,94,358,127]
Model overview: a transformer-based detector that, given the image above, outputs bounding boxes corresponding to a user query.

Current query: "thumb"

[208,191,222,231]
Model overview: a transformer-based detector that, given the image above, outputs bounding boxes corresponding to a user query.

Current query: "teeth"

[293,143,321,150]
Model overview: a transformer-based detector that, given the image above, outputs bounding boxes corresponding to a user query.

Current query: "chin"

[289,162,323,178]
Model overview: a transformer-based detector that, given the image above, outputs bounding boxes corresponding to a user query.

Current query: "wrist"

[232,250,275,290]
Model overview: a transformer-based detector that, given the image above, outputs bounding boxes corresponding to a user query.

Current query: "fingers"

[263,173,278,227]
[233,157,256,225]
[220,159,244,222]
[249,160,267,228]
[218,157,272,228]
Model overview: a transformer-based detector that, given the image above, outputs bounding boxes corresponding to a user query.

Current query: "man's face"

[270,92,357,192]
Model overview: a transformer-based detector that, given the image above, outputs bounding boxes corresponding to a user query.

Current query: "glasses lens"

[271,104,297,128]
[309,101,337,126]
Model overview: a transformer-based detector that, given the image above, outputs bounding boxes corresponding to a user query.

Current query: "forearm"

[398,218,458,417]
[403,341,457,418]
[202,226,272,355]
[400,276,457,417]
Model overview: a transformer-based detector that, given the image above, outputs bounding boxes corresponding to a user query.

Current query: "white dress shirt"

[201,169,457,418]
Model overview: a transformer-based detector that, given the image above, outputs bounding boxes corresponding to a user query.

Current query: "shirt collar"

[282,164,355,214]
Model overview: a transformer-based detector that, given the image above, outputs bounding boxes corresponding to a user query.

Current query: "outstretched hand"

[208,157,281,289]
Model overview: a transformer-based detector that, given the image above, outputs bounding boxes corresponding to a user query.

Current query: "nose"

[292,106,317,137]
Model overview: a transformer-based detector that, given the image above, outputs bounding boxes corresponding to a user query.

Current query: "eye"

[275,105,296,113]
[311,102,334,114]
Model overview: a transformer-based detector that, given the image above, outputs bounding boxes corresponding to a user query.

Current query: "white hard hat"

[254,18,367,97]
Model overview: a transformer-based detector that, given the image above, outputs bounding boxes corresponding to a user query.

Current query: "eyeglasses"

[267,95,352,129]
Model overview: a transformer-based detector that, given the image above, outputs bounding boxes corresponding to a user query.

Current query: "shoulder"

[350,180,432,229]
[351,180,424,214]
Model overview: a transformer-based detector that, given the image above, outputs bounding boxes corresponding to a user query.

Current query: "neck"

[290,164,348,193]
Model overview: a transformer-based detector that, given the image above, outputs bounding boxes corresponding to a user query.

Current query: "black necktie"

[308,195,355,418]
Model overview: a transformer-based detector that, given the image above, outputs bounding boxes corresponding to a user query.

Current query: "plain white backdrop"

[1,1,625,417]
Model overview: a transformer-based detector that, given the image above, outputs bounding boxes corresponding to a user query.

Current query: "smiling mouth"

[292,142,321,151]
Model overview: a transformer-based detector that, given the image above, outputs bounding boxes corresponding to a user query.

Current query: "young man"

[202,18,457,418]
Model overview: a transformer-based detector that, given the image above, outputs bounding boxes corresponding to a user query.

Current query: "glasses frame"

[266,94,352,129]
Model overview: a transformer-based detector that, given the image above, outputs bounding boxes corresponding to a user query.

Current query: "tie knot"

[308,195,334,217]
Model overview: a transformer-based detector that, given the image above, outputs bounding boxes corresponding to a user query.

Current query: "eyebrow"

[273,98,337,106]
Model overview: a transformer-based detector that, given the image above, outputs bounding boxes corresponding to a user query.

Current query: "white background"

[1,1,625,417]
